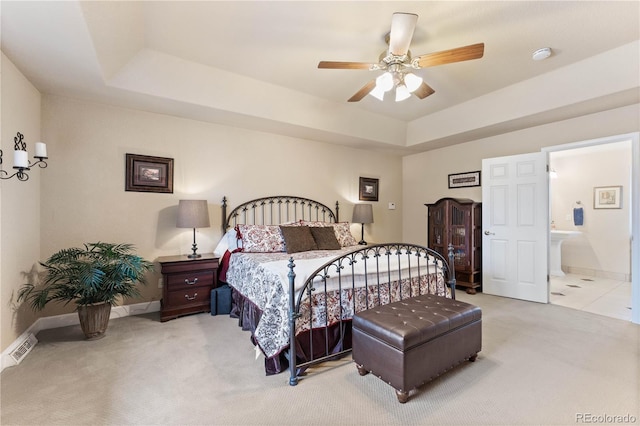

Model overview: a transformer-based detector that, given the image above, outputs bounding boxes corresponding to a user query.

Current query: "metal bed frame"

[221,196,456,385]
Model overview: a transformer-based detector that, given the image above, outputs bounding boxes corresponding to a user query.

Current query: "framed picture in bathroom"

[593,186,622,209]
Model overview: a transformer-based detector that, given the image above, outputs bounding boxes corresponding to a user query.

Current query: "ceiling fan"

[318,12,485,102]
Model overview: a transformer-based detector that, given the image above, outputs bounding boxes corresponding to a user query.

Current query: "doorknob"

[484,230,495,235]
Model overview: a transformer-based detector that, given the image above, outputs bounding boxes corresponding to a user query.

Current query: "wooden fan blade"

[318,61,375,70]
[416,43,485,68]
[348,79,377,102]
[413,82,435,99]
[389,12,418,56]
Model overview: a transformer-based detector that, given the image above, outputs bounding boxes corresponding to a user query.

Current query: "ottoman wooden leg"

[396,390,409,404]
[356,364,369,376]
[469,353,478,362]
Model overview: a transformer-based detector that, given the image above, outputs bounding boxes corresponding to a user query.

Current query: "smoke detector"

[532,47,552,61]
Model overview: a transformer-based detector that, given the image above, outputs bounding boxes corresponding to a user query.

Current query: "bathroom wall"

[549,141,632,280]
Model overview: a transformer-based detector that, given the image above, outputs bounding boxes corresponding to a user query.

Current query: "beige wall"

[402,104,640,246]
[1,92,403,351]
[34,95,402,307]
[1,54,42,350]
[550,143,632,279]
[3,56,638,353]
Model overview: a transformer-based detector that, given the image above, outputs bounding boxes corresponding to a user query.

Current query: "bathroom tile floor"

[550,273,632,321]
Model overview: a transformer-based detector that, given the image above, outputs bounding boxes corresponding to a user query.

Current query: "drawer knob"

[184,293,198,301]
[184,277,198,285]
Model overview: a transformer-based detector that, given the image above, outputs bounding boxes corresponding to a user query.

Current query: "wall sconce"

[352,204,374,245]
[177,200,211,258]
[0,132,48,181]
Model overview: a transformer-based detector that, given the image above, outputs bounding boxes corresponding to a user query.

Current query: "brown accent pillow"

[279,226,318,254]
[310,226,341,250]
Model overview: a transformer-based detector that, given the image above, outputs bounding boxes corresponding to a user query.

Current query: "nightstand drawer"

[166,270,214,290]
[165,285,211,308]
[157,254,219,322]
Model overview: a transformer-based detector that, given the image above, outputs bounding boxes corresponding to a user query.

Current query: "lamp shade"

[177,200,210,229]
[352,204,374,224]
[404,73,423,93]
[395,84,411,102]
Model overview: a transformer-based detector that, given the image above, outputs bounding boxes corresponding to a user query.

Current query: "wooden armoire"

[425,198,482,294]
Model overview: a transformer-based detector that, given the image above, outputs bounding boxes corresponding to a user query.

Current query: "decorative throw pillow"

[279,226,318,253]
[328,222,359,247]
[237,224,285,253]
[310,226,341,250]
[299,220,329,227]
[213,228,240,256]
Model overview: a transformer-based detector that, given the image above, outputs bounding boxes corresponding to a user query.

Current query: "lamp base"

[358,223,367,245]
[188,229,201,259]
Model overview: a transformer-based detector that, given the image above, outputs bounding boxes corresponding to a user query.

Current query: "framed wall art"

[125,153,174,193]
[593,186,622,209]
[448,171,481,188]
[359,177,379,202]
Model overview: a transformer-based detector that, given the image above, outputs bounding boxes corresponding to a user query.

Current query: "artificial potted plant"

[18,242,154,340]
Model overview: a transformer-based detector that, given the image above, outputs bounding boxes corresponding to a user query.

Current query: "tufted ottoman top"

[352,295,482,351]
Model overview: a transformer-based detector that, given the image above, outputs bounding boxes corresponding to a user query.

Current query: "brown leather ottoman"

[352,294,482,403]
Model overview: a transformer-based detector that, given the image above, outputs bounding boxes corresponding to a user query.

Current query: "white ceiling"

[2,1,639,155]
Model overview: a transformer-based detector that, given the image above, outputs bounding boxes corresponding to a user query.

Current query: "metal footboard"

[287,243,456,386]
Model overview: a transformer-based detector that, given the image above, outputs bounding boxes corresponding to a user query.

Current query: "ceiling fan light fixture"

[369,85,385,101]
[395,84,411,102]
[376,72,394,92]
[404,72,423,92]
[318,13,484,103]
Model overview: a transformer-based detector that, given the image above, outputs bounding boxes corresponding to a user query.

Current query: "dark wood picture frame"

[359,177,379,201]
[125,153,174,193]
[448,171,481,188]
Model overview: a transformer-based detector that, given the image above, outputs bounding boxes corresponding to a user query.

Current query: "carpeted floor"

[1,292,639,425]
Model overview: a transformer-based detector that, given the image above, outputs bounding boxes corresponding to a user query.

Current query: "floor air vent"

[10,333,38,364]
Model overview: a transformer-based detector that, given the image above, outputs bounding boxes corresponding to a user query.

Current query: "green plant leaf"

[18,242,155,310]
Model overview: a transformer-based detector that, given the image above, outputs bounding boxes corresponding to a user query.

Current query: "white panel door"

[482,152,549,303]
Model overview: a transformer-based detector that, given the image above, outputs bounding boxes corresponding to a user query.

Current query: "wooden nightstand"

[158,254,219,322]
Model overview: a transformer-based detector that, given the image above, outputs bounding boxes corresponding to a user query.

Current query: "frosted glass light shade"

[34,142,47,158]
[395,84,411,102]
[369,85,385,101]
[13,150,29,168]
[404,73,423,92]
[376,72,394,92]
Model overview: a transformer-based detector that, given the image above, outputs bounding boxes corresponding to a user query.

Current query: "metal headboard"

[221,196,339,232]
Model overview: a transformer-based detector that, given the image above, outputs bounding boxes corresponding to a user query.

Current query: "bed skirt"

[230,287,351,375]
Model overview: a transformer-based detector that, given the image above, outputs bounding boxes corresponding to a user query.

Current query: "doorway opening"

[543,133,638,323]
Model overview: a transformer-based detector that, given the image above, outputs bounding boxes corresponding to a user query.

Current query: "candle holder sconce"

[0,132,48,181]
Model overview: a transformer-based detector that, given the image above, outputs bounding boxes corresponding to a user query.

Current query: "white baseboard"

[1,301,160,372]
[564,266,631,282]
